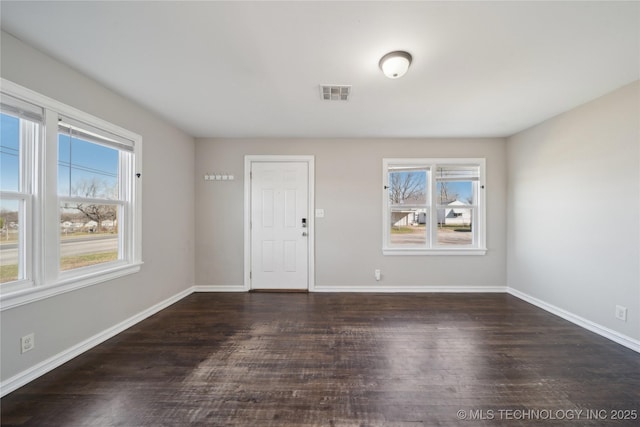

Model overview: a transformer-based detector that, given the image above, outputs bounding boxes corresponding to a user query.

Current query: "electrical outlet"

[21,333,35,353]
[615,305,627,322]
[374,269,381,281]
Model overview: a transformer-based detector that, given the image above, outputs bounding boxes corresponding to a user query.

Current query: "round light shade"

[379,51,412,79]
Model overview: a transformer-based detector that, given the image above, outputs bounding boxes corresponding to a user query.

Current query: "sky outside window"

[0,113,20,193]
[58,133,119,199]
[437,181,473,204]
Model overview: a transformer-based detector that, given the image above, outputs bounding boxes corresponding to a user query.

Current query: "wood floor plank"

[1,293,639,426]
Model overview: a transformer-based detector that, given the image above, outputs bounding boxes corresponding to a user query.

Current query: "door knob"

[302,231,308,236]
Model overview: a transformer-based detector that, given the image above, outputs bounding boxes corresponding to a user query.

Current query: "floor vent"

[320,85,351,101]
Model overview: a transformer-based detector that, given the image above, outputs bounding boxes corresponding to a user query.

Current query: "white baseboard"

[312,285,507,293]
[0,286,194,397]
[507,287,640,354]
[193,285,247,292]
[193,284,507,293]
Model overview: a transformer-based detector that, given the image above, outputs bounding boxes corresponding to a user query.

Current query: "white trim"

[1,263,143,311]
[243,159,251,292]
[0,286,193,397]
[1,79,141,143]
[193,285,247,292]
[244,155,315,292]
[191,284,507,293]
[58,196,126,206]
[312,285,507,293]
[42,110,60,285]
[307,159,316,292]
[383,249,487,256]
[507,287,640,354]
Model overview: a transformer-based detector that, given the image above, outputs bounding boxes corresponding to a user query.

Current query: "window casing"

[0,79,142,309]
[383,158,486,255]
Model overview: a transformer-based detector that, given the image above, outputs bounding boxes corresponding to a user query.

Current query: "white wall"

[0,32,195,381]
[507,81,640,341]
[195,138,507,290]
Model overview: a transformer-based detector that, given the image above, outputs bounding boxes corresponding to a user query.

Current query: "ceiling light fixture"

[379,51,412,79]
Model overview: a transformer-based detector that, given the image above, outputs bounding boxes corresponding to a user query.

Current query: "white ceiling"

[1,1,638,139]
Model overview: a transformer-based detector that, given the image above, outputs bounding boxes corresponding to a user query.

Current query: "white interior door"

[250,161,309,290]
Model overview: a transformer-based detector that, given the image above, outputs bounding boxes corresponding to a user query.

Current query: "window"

[383,158,486,255]
[57,117,133,273]
[0,79,142,308]
[0,95,41,289]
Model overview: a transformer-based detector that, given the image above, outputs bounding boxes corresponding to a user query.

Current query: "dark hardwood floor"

[2,293,639,426]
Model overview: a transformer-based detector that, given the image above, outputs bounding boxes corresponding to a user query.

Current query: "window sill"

[0,262,143,311]
[383,248,487,256]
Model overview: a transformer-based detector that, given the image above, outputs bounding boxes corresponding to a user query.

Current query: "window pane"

[60,203,119,271]
[437,181,474,205]
[437,207,473,246]
[0,199,21,283]
[390,208,428,246]
[388,168,427,205]
[58,133,119,199]
[1,113,20,192]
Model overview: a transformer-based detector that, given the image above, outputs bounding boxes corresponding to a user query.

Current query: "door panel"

[251,162,308,289]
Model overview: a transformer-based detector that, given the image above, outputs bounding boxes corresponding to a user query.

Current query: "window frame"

[57,117,132,276]
[0,95,40,292]
[0,79,142,310]
[382,158,486,256]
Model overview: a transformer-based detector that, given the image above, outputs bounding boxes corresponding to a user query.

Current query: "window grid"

[383,158,486,255]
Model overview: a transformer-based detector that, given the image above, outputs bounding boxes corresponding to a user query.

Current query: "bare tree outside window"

[438,182,459,205]
[388,169,428,245]
[58,134,121,271]
[67,177,118,232]
[389,171,426,205]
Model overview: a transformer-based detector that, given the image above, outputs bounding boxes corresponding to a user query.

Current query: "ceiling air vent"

[320,85,351,101]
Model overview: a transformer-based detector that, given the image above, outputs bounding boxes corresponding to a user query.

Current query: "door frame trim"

[244,155,315,292]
